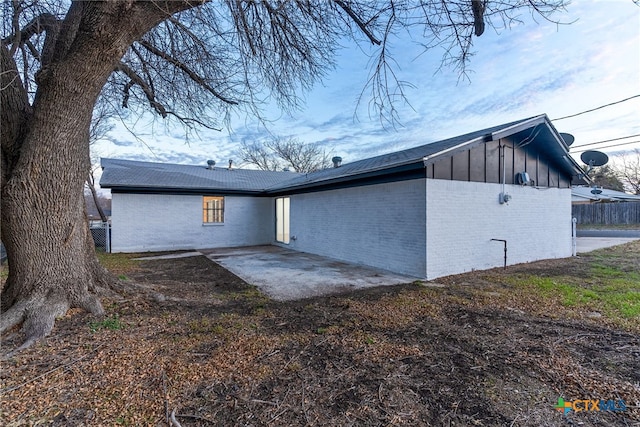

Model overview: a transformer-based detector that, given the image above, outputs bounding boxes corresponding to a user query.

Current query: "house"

[100,114,586,280]
[571,187,640,226]
[572,186,640,204]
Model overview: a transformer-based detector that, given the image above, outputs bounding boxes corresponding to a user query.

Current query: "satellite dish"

[590,187,603,195]
[580,150,609,167]
[560,133,575,146]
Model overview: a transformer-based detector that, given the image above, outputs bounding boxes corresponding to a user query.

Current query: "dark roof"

[100,115,587,194]
[100,158,300,194]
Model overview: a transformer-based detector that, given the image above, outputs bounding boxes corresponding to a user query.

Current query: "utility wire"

[553,94,640,121]
[571,133,640,149]
[570,140,640,153]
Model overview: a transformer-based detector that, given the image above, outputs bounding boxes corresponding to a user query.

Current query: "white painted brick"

[111,178,572,280]
[285,179,427,277]
[425,179,572,279]
[111,194,273,252]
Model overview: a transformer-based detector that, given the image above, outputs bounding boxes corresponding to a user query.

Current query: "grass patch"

[90,315,123,333]
[576,223,640,230]
[96,252,140,275]
[507,265,640,325]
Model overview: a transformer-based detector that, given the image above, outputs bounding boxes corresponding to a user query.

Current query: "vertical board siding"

[469,144,486,182]
[572,202,640,225]
[485,141,501,183]
[452,150,470,181]
[428,139,570,188]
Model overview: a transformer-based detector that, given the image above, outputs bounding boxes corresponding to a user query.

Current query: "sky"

[94,0,640,187]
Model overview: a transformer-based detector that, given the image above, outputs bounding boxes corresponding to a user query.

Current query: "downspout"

[422,157,430,279]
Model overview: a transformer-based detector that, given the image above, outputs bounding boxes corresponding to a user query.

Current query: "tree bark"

[1,1,195,352]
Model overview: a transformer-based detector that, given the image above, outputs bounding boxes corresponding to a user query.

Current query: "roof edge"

[489,114,547,141]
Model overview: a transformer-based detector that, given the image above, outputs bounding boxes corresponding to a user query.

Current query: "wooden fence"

[572,202,640,225]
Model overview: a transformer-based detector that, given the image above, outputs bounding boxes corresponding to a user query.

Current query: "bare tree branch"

[136,39,239,105]
[239,141,282,171]
[614,149,640,195]
[334,0,381,45]
[240,137,331,173]
[471,0,487,36]
[116,61,168,118]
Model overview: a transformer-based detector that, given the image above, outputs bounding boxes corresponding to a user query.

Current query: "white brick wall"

[111,193,273,252]
[111,178,572,278]
[425,179,572,279]
[284,179,427,277]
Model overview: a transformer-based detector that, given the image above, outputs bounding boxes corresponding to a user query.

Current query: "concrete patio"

[137,237,639,301]
[200,245,418,301]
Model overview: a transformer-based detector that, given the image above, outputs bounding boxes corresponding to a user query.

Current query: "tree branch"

[116,61,168,117]
[8,0,23,56]
[1,44,31,188]
[471,0,487,36]
[1,12,61,66]
[1,12,59,46]
[334,0,381,45]
[164,111,222,131]
[136,39,239,105]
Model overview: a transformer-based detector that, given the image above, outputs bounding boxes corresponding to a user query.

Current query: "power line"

[570,140,640,153]
[571,133,640,149]
[553,94,640,121]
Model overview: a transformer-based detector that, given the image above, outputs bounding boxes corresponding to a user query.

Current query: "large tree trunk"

[0,1,193,352]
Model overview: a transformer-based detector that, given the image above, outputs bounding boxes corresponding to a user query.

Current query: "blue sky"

[94,0,640,180]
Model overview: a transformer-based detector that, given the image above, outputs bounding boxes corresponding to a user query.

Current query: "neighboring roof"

[100,158,300,194]
[100,114,587,194]
[572,186,640,203]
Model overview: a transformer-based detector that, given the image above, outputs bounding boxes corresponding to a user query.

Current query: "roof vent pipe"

[207,160,216,170]
[228,159,233,170]
[332,156,342,168]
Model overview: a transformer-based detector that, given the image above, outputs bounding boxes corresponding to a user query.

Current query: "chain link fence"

[90,221,111,252]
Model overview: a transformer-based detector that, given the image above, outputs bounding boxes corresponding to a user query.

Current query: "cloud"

[104,137,136,147]
[96,1,640,172]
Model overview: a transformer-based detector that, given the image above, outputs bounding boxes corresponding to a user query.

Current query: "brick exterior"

[425,179,572,279]
[111,193,273,252]
[283,179,427,277]
[110,179,572,280]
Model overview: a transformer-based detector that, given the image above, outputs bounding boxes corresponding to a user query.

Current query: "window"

[203,196,224,223]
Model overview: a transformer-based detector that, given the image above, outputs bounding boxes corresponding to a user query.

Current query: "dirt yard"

[1,242,639,426]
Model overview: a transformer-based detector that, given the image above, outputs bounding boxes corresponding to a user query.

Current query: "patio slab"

[200,245,417,301]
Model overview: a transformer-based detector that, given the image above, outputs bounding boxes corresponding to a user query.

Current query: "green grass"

[90,315,123,333]
[576,223,640,230]
[96,252,140,275]
[509,266,640,322]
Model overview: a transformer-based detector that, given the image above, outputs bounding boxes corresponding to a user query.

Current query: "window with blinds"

[203,196,224,223]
